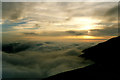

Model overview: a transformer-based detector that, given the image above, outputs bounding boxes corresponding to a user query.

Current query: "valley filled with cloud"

[2,41,95,78]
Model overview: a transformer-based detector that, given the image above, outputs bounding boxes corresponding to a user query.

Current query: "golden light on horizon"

[82,36,96,39]
[64,35,104,40]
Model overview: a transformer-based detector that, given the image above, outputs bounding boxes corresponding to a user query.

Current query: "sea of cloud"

[2,41,95,79]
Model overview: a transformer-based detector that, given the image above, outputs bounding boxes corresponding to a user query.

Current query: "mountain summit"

[44,36,120,80]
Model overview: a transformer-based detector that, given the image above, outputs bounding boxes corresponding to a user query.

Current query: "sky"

[2,2,119,42]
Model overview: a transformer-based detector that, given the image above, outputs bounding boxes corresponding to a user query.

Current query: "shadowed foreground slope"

[44,36,120,80]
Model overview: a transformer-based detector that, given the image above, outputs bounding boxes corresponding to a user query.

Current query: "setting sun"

[81,25,92,30]
[72,17,102,31]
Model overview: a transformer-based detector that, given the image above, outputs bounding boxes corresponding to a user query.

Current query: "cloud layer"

[2,2,118,37]
[2,41,94,78]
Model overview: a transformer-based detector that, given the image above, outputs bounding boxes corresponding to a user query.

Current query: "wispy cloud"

[2,2,118,40]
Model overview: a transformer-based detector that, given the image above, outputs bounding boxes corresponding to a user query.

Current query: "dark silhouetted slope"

[43,36,120,80]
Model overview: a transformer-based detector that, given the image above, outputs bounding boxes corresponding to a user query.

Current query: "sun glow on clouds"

[20,35,105,43]
[82,36,96,39]
[64,35,105,40]
[12,17,101,33]
[2,2,118,42]
[51,17,102,31]
[73,17,102,30]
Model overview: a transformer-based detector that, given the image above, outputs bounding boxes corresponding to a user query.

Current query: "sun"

[72,17,101,31]
[81,25,92,30]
